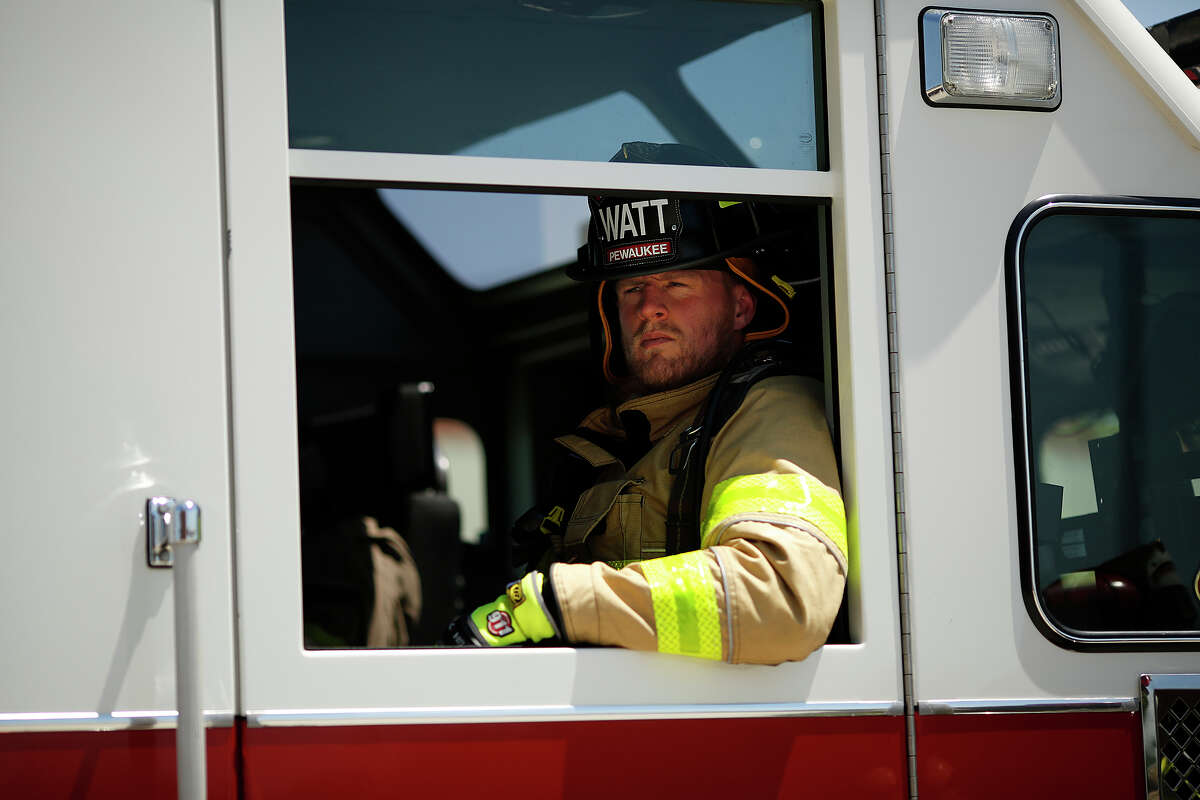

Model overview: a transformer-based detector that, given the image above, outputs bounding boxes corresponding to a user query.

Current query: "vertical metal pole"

[173,540,207,800]
[148,497,206,799]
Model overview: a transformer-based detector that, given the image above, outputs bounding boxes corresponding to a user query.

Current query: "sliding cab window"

[1011,198,1200,643]
[283,0,842,651]
[284,0,828,171]
[290,185,835,649]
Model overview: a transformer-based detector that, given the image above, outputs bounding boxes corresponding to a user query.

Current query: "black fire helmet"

[571,142,796,384]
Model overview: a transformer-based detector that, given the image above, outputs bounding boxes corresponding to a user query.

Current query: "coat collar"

[579,373,719,443]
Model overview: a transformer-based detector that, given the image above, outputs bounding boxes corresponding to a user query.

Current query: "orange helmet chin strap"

[724,258,791,342]
[597,280,620,384]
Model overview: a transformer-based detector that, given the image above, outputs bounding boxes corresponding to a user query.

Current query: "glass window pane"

[285,0,827,171]
[1018,206,1200,636]
[378,189,589,290]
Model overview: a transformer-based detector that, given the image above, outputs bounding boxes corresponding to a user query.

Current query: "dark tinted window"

[285,0,827,170]
[1014,202,1200,638]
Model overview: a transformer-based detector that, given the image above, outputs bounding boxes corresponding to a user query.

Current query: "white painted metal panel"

[0,3,234,720]
[886,0,1200,707]
[227,0,903,719]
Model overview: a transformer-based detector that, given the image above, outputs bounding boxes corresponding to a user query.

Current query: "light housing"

[920,8,1062,110]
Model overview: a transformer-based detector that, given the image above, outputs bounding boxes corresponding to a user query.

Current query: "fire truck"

[3,0,1199,797]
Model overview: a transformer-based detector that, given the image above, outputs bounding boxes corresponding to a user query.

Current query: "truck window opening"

[1013,203,1200,639]
[290,183,842,649]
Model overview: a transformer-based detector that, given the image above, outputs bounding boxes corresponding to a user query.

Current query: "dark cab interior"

[291,183,834,647]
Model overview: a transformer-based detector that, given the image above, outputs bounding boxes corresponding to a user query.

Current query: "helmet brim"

[570,229,792,283]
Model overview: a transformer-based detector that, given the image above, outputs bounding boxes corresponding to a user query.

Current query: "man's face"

[614,268,755,393]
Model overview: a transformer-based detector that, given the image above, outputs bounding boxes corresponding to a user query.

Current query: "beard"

[622,315,742,395]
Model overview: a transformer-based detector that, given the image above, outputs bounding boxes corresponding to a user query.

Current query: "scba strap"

[509,451,596,571]
[515,342,803,565]
[665,341,804,556]
[510,427,649,571]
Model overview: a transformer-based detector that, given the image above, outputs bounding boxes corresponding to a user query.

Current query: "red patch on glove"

[486,609,514,637]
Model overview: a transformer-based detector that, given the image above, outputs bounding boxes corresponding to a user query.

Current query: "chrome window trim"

[249,701,904,728]
[919,7,1062,111]
[919,697,1136,715]
[0,711,235,734]
[1008,196,1200,648]
[1141,673,1200,800]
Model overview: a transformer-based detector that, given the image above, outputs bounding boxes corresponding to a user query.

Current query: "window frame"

[260,169,889,723]
[1006,193,1200,651]
[223,0,903,727]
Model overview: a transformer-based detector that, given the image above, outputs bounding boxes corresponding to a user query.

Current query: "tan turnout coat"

[548,370,847,665]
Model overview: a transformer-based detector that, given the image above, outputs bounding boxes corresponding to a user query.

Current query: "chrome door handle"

[146,497,200,568]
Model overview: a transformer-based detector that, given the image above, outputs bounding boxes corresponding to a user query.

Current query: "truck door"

[881,0,1200,795]
[0,2,238,796]
[222,1,907,796]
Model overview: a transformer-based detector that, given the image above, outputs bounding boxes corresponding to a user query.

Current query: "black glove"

[441,613,487,646]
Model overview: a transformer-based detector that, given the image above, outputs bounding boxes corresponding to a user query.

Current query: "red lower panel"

[244,715,907,799]
[915,711,1143,800]
[0,726,237,799]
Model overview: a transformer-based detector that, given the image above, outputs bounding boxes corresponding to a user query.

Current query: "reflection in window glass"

[1017,206,1200,636]
[379,189,590,290]
[456,92,673,163]
[434,417,488,545]
[285,0,826,170]
[679,15,820,170]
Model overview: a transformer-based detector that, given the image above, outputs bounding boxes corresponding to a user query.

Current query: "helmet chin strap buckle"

[668,424,704,476]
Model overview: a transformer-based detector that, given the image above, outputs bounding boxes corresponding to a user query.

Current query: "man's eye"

[622,285,642,295]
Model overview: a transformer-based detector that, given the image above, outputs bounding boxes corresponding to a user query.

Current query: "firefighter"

[445,143,847,664]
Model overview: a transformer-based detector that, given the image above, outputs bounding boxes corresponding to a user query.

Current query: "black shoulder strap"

[664,342,802,555]
[510,426,633,571]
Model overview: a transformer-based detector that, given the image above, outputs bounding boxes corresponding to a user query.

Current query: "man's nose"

[636,286,668,318]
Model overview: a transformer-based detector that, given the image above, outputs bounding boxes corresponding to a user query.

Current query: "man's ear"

[731,283,757,332]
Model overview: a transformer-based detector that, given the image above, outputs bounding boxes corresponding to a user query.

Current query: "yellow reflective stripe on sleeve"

[640,552,722,660]
[702,472,847,559]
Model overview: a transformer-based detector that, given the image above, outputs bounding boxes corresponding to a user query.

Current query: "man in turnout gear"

[445,142,847,664]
